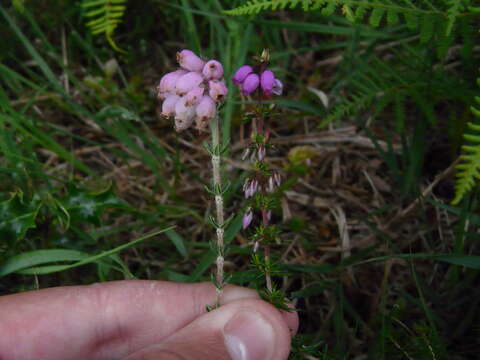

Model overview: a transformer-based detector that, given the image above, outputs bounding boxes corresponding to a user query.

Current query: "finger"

[0,280,258,360]
[123,298,293,360]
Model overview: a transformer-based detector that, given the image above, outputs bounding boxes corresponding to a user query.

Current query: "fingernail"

[223,310,274,360]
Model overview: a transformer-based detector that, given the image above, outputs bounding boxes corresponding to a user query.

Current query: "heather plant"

[157,49,229,306]
[233,50,291,309]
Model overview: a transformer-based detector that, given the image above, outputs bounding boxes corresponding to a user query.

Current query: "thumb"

[123,298,294,360]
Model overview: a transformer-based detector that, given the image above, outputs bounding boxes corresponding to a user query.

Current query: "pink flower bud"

[242,209,253,230]
[157,70,187,98]
[185,86,204,106]
[272,79,283,96]
[161,94,180,117]
[241,73,260,96]
[176,49,205,72]
[257,145,266,161]
[195,95,216,130]
[260,69,275,95]
[232,65,253,85]
[208,80,228,102]
[174,96,195,132]
[202,60,224,80]
[175,72,204,95]
[244,179,258,198]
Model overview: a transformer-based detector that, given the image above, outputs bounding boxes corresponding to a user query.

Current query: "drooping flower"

[260,70,275,95]
[202,60,224,80]
[176,49,205,72]
[232,65,253,85]
[272,79,283,96]
[209,80,228,102]
[157,70,187,98]
[175,72,204,95]
[242,209,253,229]
[257,145,266,161]
[195,95,216,130]
[185,86,204,106]
[161,94,180,117]
[241,73,260,96]
[174,96,196,131]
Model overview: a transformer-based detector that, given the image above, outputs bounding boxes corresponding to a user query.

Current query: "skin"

[0,281,299,360]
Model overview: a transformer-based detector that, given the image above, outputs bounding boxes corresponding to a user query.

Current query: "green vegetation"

[1,0,479,358]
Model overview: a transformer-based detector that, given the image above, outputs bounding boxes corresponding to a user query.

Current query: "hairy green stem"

[210,113,225,305]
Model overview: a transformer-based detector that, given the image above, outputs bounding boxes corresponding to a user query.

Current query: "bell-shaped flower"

[241,73,260,96]
[260,70,275,95]
[161,94,180,117]
[176,49,205,72]
[202,60,224,80]
[157,69,186,98]
[232,65,254,85]
[174,96,195,132]
[257,145,266,161]
[242,209,253,230]
[175,71,204,95]
[208,80,228,102]
[185,86,204,106]
[272,79,283,95]
[195,95,216,130]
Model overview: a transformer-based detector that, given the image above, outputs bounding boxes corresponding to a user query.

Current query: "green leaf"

[0,249,89,277]
[0,226,174,276]
[0,191,41,243]
[165,229,188,258]
[61,184,129,226]
[369,7,385,27]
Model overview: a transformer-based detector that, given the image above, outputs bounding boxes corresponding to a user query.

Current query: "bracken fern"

[452,76,480,205]
[224,0,474,43]
[81,0,127,52]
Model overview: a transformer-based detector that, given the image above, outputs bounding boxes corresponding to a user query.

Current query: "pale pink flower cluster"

[157,50,228,131]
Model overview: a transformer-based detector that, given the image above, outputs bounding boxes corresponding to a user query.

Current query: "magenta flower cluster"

[232,65,283,97]
[157,50,228,131]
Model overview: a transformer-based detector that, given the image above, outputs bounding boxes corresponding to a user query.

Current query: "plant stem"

[262,209,273,292]
[210,113,225,305]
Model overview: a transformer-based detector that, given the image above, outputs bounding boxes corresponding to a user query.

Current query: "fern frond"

[446,0,470,36]
[224,0,476,44]
[452,78,480,204]
[81,0,127,52]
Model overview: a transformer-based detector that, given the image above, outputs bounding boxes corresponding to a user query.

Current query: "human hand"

[0,280,298,360]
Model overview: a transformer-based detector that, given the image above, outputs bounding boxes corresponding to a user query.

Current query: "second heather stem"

[211,113,225,305]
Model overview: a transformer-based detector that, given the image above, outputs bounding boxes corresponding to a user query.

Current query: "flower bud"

[174,96,195,132]
[208,80,228,102]
[195,95,216,130]
[272,79,283,96]
[176,49,205,72]
[273,171,282,187]
[175,72,204,95]
[157,69,186,98]
[244,179,258,198]
[241,73,260,96]
[267,176,275,193]
[257,145,266,161]
[185,86,204,106]
[232,65,253,85]
[260,69,275,95]
[161,94,180,117]
[202,60,224,80]
[242,209,253,230]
